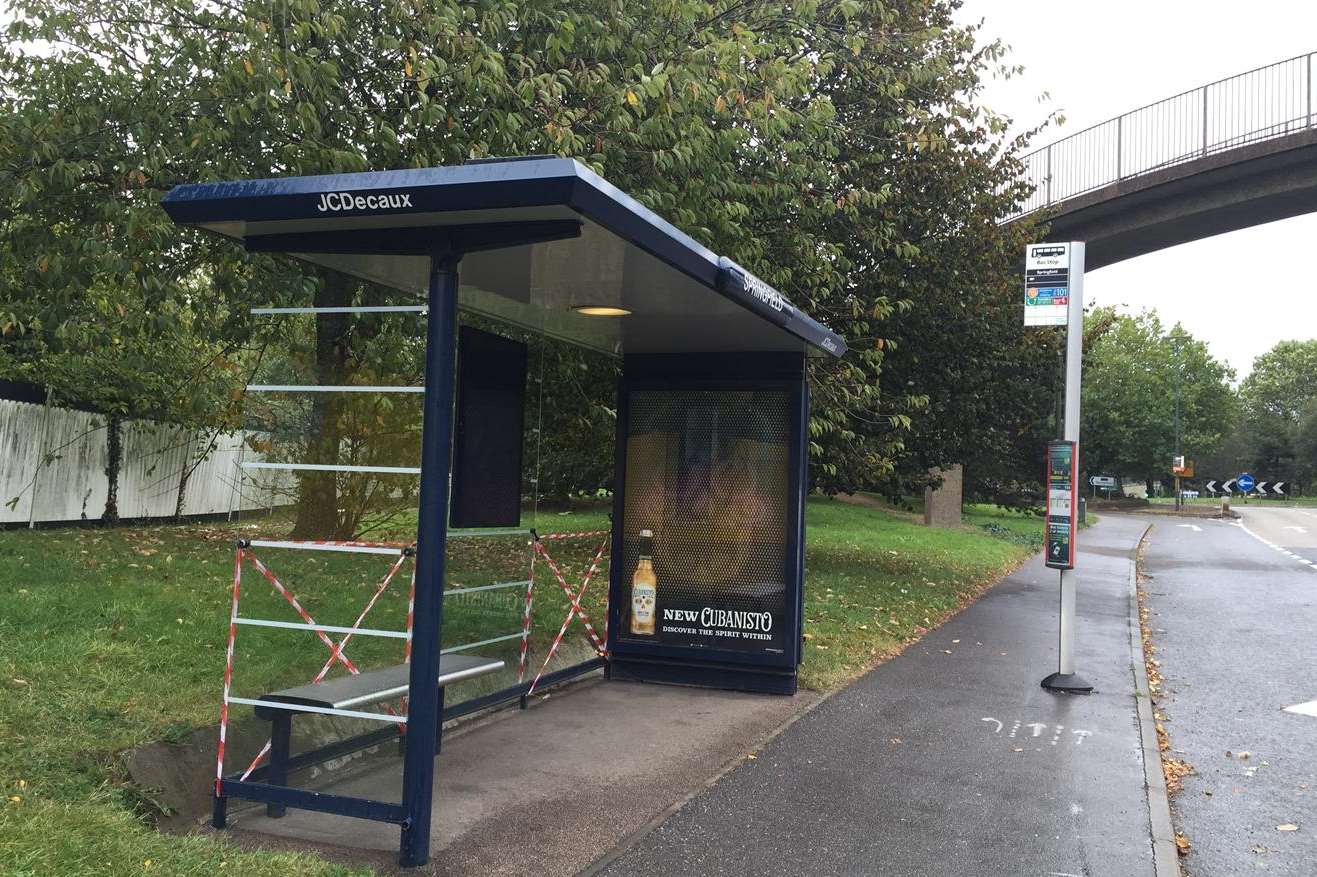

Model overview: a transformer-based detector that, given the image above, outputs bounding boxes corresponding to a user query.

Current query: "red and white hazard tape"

[526,535,610,695]
[245,552,365,676]
[533,540,608,654]
[216,546,245,795]
[534,529,609,541]
[248,538,414,556]
[517,540,537,682]
[238,551,410,780]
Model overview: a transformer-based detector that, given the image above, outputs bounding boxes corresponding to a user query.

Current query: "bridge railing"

[1010,52,1316,219]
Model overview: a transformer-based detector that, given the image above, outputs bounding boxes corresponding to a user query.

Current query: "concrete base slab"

[226,676,817,874]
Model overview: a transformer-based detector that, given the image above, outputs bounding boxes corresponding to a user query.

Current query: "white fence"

[0,398,253,525]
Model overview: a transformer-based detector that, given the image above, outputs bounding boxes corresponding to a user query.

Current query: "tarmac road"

[1140,507,1317,875]
[1236,502,1317,565]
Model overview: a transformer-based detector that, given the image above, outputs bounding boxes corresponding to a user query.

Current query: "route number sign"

[1046,440,1078,570]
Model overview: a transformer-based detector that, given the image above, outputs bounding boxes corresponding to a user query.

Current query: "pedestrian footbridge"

[1011,52,1317,269]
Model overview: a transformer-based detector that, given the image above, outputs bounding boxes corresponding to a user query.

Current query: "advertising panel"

[615,388,791,656]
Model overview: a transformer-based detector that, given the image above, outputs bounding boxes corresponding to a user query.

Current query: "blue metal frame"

[398,252,460,865]
[605,353,808,693]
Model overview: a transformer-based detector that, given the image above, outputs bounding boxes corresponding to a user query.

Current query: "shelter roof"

[163,157,846,358]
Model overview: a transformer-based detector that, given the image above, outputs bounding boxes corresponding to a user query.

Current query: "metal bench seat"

[253,654,504,818]
[254,655,504,719]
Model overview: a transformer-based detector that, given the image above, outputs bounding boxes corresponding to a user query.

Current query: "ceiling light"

[573,305,632,317]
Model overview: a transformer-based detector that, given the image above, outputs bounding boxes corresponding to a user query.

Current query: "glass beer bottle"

[630,529,657,636]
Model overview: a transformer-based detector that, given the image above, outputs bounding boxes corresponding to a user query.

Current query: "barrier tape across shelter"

[215,540,414,791]
[216,529,610,792]
[524,531,611,695]
[237,550,411,781]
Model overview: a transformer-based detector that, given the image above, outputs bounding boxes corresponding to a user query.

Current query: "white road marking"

[1177,524,1204,532]
[1283,526,1309,533]
[982,718,1092,746]
[1235,521,1317,572]
[1282,699,1317,718]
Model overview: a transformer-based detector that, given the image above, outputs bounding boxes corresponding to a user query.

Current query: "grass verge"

[1,497,1035,874]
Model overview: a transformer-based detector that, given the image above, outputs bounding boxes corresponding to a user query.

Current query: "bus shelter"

[163,156,845,866]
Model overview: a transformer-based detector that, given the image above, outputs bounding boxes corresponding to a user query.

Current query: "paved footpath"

[596,515,1168,877]
[1141,507,1317,875]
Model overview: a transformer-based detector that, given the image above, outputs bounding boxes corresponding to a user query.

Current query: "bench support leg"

[212,790,228,829]
[267,714,292,818]
[434,688,445,756]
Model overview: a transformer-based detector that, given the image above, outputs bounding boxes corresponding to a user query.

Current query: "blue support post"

[266,713,292,818]
[399,251,461,867]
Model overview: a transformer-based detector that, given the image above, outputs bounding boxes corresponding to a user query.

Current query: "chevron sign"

[1204,478,1289,496]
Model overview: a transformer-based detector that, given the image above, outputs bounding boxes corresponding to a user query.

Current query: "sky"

[957,1,1317,379]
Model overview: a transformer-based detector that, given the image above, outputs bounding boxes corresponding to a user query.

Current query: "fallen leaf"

[1175,833,1191,855]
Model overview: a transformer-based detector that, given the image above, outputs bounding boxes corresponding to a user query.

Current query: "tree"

[1236,339,1317,487]
[2,0,1041,528]
[1295,399,1317,491]
[1080,310,1237,492]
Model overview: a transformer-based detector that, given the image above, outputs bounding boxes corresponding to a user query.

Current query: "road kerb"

[1129,521,1181,877]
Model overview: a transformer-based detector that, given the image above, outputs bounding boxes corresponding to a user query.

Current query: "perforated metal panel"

[616,388,791,654]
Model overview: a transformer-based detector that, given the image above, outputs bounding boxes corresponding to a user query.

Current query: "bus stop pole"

[400,250,461,866]
[1044,241,1091,694]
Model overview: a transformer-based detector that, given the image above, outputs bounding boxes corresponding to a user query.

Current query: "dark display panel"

[616,388,791,655]
[450,325,527,528]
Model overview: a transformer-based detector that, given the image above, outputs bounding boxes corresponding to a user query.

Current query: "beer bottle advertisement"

[630,529,657,635]
[618,389,790,654]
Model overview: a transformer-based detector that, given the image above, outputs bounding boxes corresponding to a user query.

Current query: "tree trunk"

[290,272,354,538]
[173,431,200,521]
[103,414,123,525]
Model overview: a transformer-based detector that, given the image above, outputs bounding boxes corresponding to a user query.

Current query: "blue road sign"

[1237,473,1256,493]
